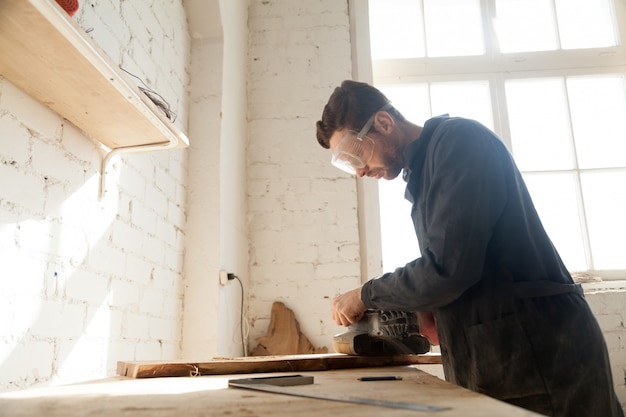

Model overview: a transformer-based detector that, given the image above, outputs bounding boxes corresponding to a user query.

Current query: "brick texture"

[0,0,189,391]
[246,0,358,351]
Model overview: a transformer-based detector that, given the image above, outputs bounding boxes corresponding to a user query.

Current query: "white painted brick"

[127,41,158,86]
[605,332,625,351]
[0,294,39,339]
[156,211,178,244]
[0,295,13,338]
[65,270,110,304]
[164,245,184,271]
[611,350,626,375]
[247,0,359,357]
[150,317,175,341]
[0,340,54,387]
[31,139,85,186]
[145,184,169,219]
[160,341,179,359]
[125,252,154,285]
[0,81,62,139]
[108,309,125,341]
[121,312,151,340]
[597,314,625,331]
[29,299,86,339]
[54,225,90,263]
[57,337,106,376]
[111,219,144,254]
[0,114,31,166]
[0,164,46,212]
[246,195,283,212]
[87,2,129,55]
[105,340,137,371]
[276,242,318,264]
[155,166,177,196]
[135,340,163,360]
[121,2,153,53]
[139,288,165,315]
[142,237,166,265]
[109,279,140,310]
[168,150,187,182]
[152,266,179,291]
[88,243,126,279]
[163,295,183,318]
[131,200,157,235]
[83,304,115,339]
[16,217,58,255]
[118,166,147,200]
[56,200,107,242]
[1,0,188,392]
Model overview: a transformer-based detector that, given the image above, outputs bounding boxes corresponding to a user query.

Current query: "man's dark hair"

[316,80,403,149]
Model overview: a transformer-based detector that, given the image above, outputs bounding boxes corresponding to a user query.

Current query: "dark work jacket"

[361,116,623,417]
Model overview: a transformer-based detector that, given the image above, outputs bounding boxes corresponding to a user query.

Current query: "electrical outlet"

[219,270,229,285]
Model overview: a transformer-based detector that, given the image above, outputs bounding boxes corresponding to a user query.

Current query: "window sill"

[582,280,626,294]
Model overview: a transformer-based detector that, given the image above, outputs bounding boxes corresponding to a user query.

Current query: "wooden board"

[0,0,188,150]
[0,366,543,416]
[117,353,443,378]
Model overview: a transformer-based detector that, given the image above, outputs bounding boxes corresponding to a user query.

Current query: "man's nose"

[355,167,367,178]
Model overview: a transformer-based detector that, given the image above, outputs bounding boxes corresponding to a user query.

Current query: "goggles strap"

[357,103,393,140]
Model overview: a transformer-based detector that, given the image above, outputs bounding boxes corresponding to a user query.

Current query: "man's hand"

[332,287,367,326]
[417,311,439,345]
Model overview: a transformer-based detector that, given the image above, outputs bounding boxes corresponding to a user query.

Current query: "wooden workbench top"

[0,365,542,416]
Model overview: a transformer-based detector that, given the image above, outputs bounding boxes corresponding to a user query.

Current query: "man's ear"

[374,111,394,134]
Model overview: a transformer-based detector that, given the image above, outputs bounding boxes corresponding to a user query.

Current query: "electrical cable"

[233,275,248,357]
[119,67,177,122]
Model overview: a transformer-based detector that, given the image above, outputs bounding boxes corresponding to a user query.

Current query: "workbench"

[0,365,542,416]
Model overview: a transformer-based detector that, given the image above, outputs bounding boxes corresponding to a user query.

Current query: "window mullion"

[491,74,512,151]
[550,0,562,50]
[562,76,594,271]
[573,170,594,271]
[419,0,428,57]
[482,0,498,58]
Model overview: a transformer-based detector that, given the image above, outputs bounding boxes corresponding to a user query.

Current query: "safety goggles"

[331,103,393,174]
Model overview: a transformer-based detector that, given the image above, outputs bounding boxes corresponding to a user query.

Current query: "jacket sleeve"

[362,119,510,311]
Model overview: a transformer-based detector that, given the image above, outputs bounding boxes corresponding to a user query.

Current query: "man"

[316,80,624,417]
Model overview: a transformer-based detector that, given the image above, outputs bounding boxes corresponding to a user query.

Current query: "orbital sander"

[333,310,431,355]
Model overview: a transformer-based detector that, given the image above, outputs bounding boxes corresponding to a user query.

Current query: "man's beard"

[380,143,405,180]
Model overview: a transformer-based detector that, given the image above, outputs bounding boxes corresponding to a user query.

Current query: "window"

[369,0,626,278]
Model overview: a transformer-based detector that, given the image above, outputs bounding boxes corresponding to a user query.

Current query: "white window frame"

[350,0,626,281]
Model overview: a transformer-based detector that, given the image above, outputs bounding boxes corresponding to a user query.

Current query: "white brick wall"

[585,284,626,408]
[0,0,189,391]
[246,0,358,351]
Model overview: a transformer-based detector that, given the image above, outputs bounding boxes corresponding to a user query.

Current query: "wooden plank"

[0,366,543,416]
[0,0,188,150]
[117,353,443,378]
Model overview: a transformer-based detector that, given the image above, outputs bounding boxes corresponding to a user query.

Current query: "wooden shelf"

[0,0,188,151]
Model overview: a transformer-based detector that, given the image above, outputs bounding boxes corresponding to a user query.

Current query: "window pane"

[379,177,420,271]
[430,81,494,130]
[523,172,587,271]
[555,0,617,49]
[369,0,425,60]
[567,75,626,169]
[378,83,432,124]
[505,78,575,171]
[581,171,626,270]
[495,0,558,53]
[423,0,484,57]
